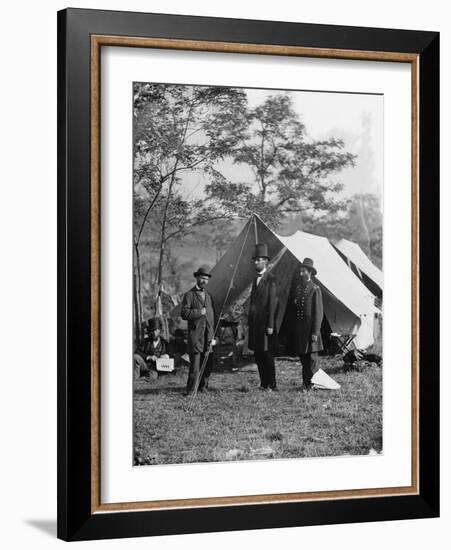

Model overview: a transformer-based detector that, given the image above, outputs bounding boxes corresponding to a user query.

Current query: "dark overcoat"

[248,271,278,352]
[181,287,215,354]
[290,278,324,354]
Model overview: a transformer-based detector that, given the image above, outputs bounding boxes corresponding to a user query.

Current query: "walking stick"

[188,342,214,408]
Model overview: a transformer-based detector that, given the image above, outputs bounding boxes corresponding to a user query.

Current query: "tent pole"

[253,213,258,244]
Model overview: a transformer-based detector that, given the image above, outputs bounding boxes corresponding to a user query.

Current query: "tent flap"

[334,238,383,296]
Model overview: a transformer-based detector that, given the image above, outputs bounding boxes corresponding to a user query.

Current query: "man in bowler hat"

[290,258,324,391]
[248,243,278,391]
[181,266,216,395]
[134,317,169,380]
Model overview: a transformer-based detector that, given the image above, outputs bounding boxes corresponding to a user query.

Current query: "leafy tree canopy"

[206,94,356,227]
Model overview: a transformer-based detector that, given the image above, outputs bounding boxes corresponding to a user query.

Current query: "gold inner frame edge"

[90,35,420,514]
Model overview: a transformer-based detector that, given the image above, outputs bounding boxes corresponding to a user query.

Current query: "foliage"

[206,94,356,228]
[133,83,248,247]
[302,193,383,267]
[134,85,247,176]
[133,84,249,324]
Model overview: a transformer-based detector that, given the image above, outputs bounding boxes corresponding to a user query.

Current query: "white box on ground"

[156,357,174,372]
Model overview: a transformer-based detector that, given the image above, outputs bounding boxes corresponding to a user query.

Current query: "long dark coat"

[248,271,278,352]
[290,278,324,354]
[181,287,215,354]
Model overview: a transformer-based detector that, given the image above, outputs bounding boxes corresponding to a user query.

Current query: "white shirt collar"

[256,268,267,278]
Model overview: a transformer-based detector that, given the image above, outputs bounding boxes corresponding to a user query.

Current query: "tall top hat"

[253,243,270,260]
[299,257,317,276]
[193,265,212,278]
[146,317,162,332]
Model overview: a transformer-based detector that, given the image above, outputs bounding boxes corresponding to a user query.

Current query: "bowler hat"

[253,243,270,260]
[193,265,212,278]
[299,257,317,276]
[146,317,162,331]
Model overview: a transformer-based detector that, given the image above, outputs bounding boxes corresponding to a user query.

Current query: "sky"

[180,86,383,207]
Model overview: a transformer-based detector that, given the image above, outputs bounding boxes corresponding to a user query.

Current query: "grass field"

[133,354,382,466]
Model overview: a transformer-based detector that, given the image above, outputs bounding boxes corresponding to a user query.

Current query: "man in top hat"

[181,266,216,395]
[248,243,278,391]
[289,258,324,391]
[134,317,169,380]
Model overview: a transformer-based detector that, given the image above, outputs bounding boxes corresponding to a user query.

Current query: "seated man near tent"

[289,258,324,391]
[134,317,169,379]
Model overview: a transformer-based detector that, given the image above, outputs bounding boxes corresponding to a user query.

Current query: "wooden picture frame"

[57,7,439,541]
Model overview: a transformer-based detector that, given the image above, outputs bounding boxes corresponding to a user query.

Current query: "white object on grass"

[156,357,175,372]
[311,368,341,390]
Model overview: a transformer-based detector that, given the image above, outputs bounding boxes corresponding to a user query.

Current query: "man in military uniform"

[181,266,216,395]
[290,258,324,391]
[248,243,278,391]
[134,317,169,380]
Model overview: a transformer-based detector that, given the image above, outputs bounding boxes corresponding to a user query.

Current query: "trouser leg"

[187,353,201,393]
[299,352,318,386]
[264,352,276,388]
[310,352,319,376]
[254,351,267,388]
[199,352,214,390]
[254,351,275,388]
[133,354,148,378]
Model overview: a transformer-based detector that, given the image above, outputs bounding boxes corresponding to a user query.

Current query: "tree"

[302,193,383,268]
[200,219,242,262]
[346,194,382,267]
[206,94,356,228]
[133,84,248,336]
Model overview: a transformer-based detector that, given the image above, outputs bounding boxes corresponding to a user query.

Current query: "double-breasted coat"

[290,278,324,354]
[248,271,278,352]
[181,287,215,354]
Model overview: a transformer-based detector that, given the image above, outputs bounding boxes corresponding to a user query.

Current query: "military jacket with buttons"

[290,278,324,354]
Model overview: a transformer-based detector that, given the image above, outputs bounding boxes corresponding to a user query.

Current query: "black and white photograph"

[132,82,383,466]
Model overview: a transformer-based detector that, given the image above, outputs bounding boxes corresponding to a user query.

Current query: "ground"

[133,353,382,466]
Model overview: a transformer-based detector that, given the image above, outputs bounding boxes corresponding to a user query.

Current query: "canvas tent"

[333,238,383,300]
[172,215,378,350]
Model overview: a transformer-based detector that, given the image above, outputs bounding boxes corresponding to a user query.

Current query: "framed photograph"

[57,8,439,541]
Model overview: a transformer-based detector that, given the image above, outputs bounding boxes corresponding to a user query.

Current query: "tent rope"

[188,217,254,408]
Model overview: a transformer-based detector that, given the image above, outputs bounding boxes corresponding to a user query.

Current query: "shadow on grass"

[136,385,316,397]
[135,386,238,396]
[331,364,383,375]
[134,386,186,395]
